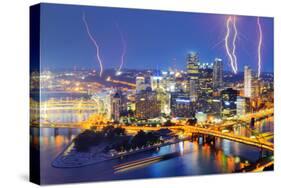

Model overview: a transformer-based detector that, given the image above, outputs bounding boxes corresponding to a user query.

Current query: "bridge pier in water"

[250,117,256,129]
[191,133,216,146]
[54,128,59,137]
[67,128,73,140]
[259,147,272,159]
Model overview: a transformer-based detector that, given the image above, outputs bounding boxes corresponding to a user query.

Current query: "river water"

[30,117,273,184]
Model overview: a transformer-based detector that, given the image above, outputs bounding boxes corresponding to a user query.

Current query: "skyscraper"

[221,88,238,118]
[186,52,199,102]
[136,75,146,93]
[92,91,111,119]
[236,96,251,116]
[150,75,163,91]
[213,58,223,91]
[170,92,193,118]
[244,66,252,98]
[198,62,213,113]
[111,92,121,121]
[252,78,261,98]
[135,88,161,119]
[211,98,222,118]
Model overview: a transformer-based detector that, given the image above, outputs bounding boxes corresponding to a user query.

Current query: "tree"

[102,126,126,139]
[131,130,160,148]
[187,117,197,126]
[146,132,160,145]
[74,130,103,152]
[131,130,147,148]
[112,127,126,136]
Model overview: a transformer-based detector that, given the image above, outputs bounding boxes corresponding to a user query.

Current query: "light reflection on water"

[41,109,94,123]
[30,116,273,184]
[37,96,97,123]
[30,94,274,184]
[30,101,274,184]
[232,117,273,138]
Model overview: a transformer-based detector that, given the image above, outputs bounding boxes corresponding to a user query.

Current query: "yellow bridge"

[33,108,274,152]
[120,125,273,152]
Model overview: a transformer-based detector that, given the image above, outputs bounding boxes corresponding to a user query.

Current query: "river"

[30,117,273,184]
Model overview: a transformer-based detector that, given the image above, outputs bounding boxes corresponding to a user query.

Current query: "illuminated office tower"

[252,78,261,98]
[111,92,121,121]
[92,92,111,117]
[236,96,251,116]
[150,75,163,91]
[198,62,213,113]
[189,80,197,102]
[211,98,222,118]
[213,58,223,91]
[136,75,146,93]
[244,66,252,98]
[116,90,129,114]
[170,92,193,118]
[156,90,170,115]
[105,93,112,120]
[186,52,199,101]
[160,71,177,92]
[221,88,238,118]
[135,88,161,119]
[150,74,170,114]
[166,79,176,92]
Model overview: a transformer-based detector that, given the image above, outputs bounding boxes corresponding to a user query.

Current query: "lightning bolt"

[116,24,127,75]
[232,16,238,73]
[257,17,263,78]
[225,16,237,74]
[82,13,103,77]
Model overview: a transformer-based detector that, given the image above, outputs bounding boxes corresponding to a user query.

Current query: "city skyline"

[40,3,273,73]
[30,3,274,185]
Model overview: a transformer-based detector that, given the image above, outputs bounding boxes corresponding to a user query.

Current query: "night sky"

[40,3,274,73]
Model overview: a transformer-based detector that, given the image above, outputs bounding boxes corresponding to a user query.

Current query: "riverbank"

[52,136,184,168]
[34,127,273,184]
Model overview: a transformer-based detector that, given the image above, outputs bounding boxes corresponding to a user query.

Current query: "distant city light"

[176,99,190,103]
[115,71,122,76]
[224,101,230,106]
